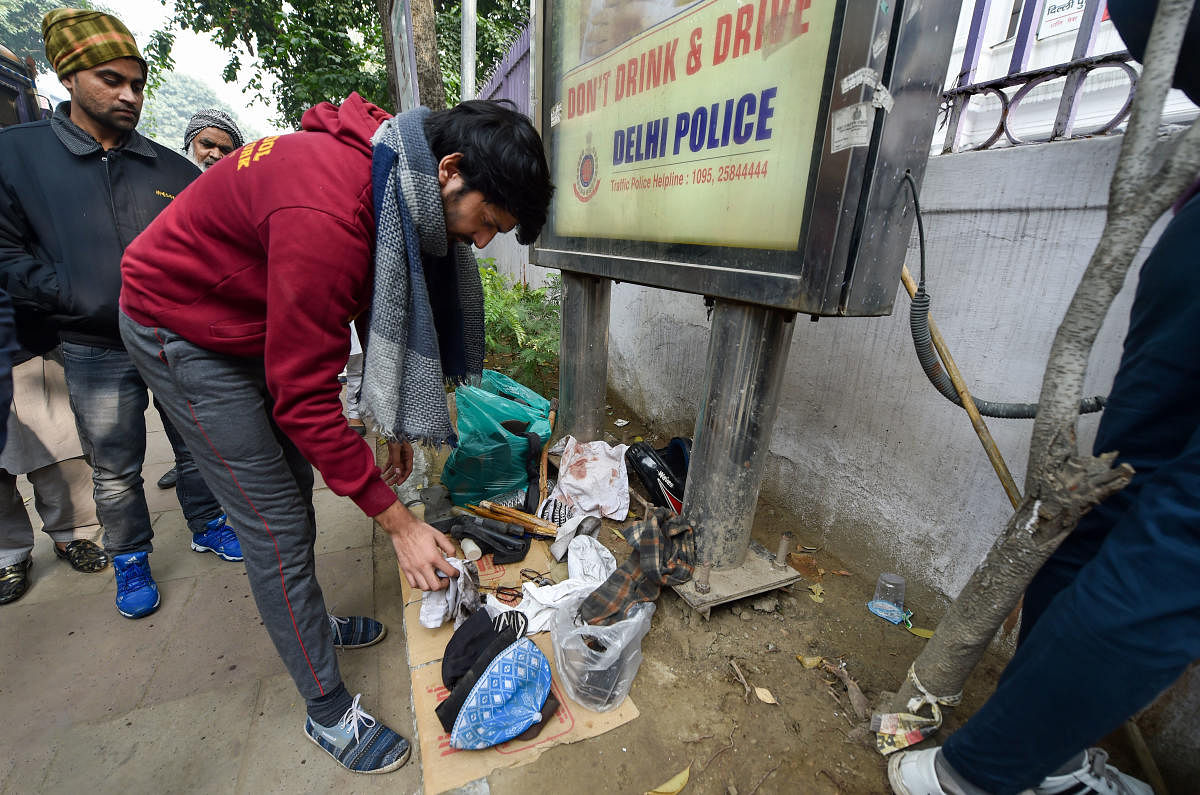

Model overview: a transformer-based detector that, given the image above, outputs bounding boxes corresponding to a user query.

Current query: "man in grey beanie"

[182,108,243,170]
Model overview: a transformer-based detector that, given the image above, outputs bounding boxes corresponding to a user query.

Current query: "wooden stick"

[468,503,558,538]
[539,398,558,507]
[901,265,1022,510]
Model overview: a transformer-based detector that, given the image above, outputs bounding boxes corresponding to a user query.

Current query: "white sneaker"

[889,748,950,795]
[1034,749,1153,795]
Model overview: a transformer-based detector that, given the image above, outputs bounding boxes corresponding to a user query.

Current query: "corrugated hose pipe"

[909,284,1105,419]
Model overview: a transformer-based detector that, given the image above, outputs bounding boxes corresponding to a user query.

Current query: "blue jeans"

[941,197,1200,792]
[59,342,223,554]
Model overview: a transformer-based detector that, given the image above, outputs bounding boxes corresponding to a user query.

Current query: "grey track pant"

[119,312,341,701]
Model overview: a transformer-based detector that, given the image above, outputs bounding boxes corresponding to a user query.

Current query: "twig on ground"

[822,660,870,721]
[747,763,781,795]
[817,768,846,792]
[729,659,751,703]
[699,722,738,773]
[681,733,714,744]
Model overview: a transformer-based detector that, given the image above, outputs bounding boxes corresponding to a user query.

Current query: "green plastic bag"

[442,374,551,507]
[479,370,551,415]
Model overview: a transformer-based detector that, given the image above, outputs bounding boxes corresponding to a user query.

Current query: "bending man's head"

[423,100,554,247]
[183,109,244,170]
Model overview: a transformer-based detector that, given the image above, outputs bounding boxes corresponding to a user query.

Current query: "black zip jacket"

[0,103,199,352]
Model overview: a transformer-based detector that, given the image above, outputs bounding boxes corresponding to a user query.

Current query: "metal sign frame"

[531,0,960,317]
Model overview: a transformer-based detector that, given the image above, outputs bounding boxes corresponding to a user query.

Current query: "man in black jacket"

[0,9,243,618]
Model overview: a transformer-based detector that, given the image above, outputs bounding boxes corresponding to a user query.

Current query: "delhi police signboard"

[532,0,960,316]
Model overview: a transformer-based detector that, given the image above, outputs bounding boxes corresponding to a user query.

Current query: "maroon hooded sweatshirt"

[121,93,397,517]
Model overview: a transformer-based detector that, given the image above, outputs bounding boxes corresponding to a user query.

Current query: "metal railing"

[939,0,1135,153]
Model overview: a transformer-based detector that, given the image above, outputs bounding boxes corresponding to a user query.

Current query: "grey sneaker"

[1034,749,1153,795]
[304,694,411,774]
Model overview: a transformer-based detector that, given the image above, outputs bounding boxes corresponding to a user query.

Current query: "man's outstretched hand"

[374,500,457,591]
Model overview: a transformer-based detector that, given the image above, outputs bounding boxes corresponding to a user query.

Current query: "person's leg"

[27,458,101,547]
[121,316,341,701]
[155,398,242,561]
[121,314,408,773]
[941,428,1200,793]
[24,457,109,573]
[937,197,1200,794]
[58,343,152,556]
[0,470,34,568]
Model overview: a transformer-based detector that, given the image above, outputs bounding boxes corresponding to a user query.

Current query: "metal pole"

[684,300,795,569]
[461,0,477,100]
[557,272,610,444]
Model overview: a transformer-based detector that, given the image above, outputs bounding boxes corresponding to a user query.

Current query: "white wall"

[508,134,1169,598]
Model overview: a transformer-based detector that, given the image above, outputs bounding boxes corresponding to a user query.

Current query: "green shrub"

[478,259,561,397]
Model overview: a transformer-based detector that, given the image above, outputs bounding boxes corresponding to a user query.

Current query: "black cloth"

[436,611,528,733]
[0,103,199,352]
[1108,0,1200,105]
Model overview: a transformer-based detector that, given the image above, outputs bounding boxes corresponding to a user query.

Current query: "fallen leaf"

[754,686,778,705]
[808,583,825,603]
[787,552,821,580]
[646,765,690,794]
[833,570,852,576]
[818,567,826,576]
[798,655,823,669]
[906,625,935,638]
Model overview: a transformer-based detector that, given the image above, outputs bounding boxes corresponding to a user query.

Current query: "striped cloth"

[360,108,484,446]
[42,9,146,79]
[579,508,695,625]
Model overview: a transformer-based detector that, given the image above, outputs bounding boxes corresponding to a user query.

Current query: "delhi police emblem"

[573,134,599,202]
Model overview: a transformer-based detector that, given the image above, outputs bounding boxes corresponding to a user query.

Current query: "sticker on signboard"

[872,85,895,113]
[550,101,563,128]
[841,67,879,94]
[872,30,889,60]
[830,102,873,153]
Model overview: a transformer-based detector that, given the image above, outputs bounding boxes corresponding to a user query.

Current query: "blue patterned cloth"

[450,637,552,750]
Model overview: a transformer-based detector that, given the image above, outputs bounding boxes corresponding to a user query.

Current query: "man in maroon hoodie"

[118,94,553,773]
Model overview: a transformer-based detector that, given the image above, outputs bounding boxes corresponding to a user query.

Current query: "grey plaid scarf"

[360,108,484,445]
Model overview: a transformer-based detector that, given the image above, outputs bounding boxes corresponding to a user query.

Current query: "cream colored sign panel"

[552,0,836,250]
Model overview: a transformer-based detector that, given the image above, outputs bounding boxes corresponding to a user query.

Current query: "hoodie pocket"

[209,320,267,340]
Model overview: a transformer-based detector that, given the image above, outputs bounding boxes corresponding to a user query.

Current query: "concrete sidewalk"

[0,408,422,794]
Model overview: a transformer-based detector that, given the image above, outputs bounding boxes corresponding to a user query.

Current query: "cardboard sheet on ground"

[402,540,638,795]
[410,633,638,795]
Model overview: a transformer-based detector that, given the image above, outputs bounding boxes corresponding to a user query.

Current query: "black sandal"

[54,540,110,573]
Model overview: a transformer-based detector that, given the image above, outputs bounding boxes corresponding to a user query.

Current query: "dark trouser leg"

[155,399,222,533]
[121,314,340,700]
[0,471,34,567]
[942,196,1200,793]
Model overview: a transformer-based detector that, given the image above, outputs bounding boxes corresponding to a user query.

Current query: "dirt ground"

[445,386,1144,794]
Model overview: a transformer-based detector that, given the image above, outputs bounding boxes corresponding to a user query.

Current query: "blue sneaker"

[112,552,161,619]
[304,694,411,774]
[328,614,387,649]
[191,514,243,562]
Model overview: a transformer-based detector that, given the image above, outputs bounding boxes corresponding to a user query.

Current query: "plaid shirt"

[579,508,695,626]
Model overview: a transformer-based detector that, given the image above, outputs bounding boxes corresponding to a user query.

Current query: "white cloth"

[485,535,616,633]
[418,558,480,629]
[546,435,630,521]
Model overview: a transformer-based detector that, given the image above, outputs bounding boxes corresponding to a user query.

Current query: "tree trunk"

[375,0,402,111]
[890,0,1200,715]
[410,0,447,110]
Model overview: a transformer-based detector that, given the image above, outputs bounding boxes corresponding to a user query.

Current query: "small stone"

[752,595,779,613]
[731,606,743,616]
[766,643,778,652]
[741,612,754,622]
